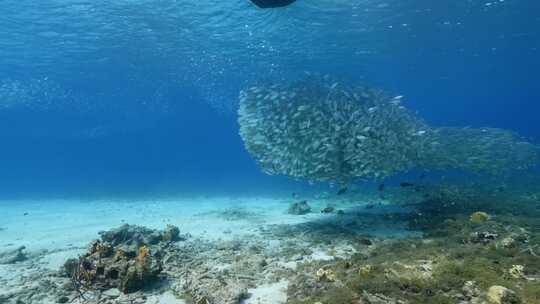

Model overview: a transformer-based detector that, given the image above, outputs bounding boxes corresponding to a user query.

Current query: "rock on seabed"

[0,246,27,264]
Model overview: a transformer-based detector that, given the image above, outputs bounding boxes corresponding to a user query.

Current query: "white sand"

[39,248,85,270]
[0,196,416,302]
[0,197,330,253]
[243,280,288,304]
[146,291,187,304]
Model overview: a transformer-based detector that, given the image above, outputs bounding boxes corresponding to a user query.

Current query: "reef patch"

[63,224,183,296]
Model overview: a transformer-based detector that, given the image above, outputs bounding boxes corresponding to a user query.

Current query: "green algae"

[286,182,540,304]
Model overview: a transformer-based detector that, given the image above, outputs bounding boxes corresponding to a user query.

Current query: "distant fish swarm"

[237,76,539,184]
[418,127,540,174]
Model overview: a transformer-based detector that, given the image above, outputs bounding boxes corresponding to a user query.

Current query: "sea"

[1,1,539,304]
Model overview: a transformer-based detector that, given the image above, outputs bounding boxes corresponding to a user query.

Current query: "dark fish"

[250,0,297,8]
[378,183,385,192]
[400,182,414,187]
[357,237,373,246]
[321,207,334,214]
[337,187,348,195]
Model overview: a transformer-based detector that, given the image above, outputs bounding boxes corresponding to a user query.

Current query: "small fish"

[400,182,415,187]
[321,207,335,214]
[337,187,348,195]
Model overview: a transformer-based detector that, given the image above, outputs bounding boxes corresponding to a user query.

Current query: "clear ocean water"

[1,1,540,304]
[1,0,539,198]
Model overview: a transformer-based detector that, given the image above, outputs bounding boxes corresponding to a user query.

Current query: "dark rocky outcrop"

[63,224,184,293]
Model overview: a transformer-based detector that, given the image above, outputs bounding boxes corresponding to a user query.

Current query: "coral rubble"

[284,182,540,304]
[2,181,540,304]
[470,211,490,224]
[63,224,181,294]
[486,285,520,304]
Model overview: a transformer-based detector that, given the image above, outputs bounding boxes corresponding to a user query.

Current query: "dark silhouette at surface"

[250,0,296,8]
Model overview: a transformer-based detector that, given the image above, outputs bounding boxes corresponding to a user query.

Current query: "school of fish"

[238,76,539,184]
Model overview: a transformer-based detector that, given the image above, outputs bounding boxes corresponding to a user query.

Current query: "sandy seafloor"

[0,196,418,303]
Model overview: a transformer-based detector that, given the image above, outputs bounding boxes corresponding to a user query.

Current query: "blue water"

[1,0,539,198]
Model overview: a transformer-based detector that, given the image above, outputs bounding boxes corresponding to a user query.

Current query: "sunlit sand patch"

[244,280,288,304]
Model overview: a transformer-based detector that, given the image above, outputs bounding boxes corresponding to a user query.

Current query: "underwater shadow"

[264,204,420,244]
